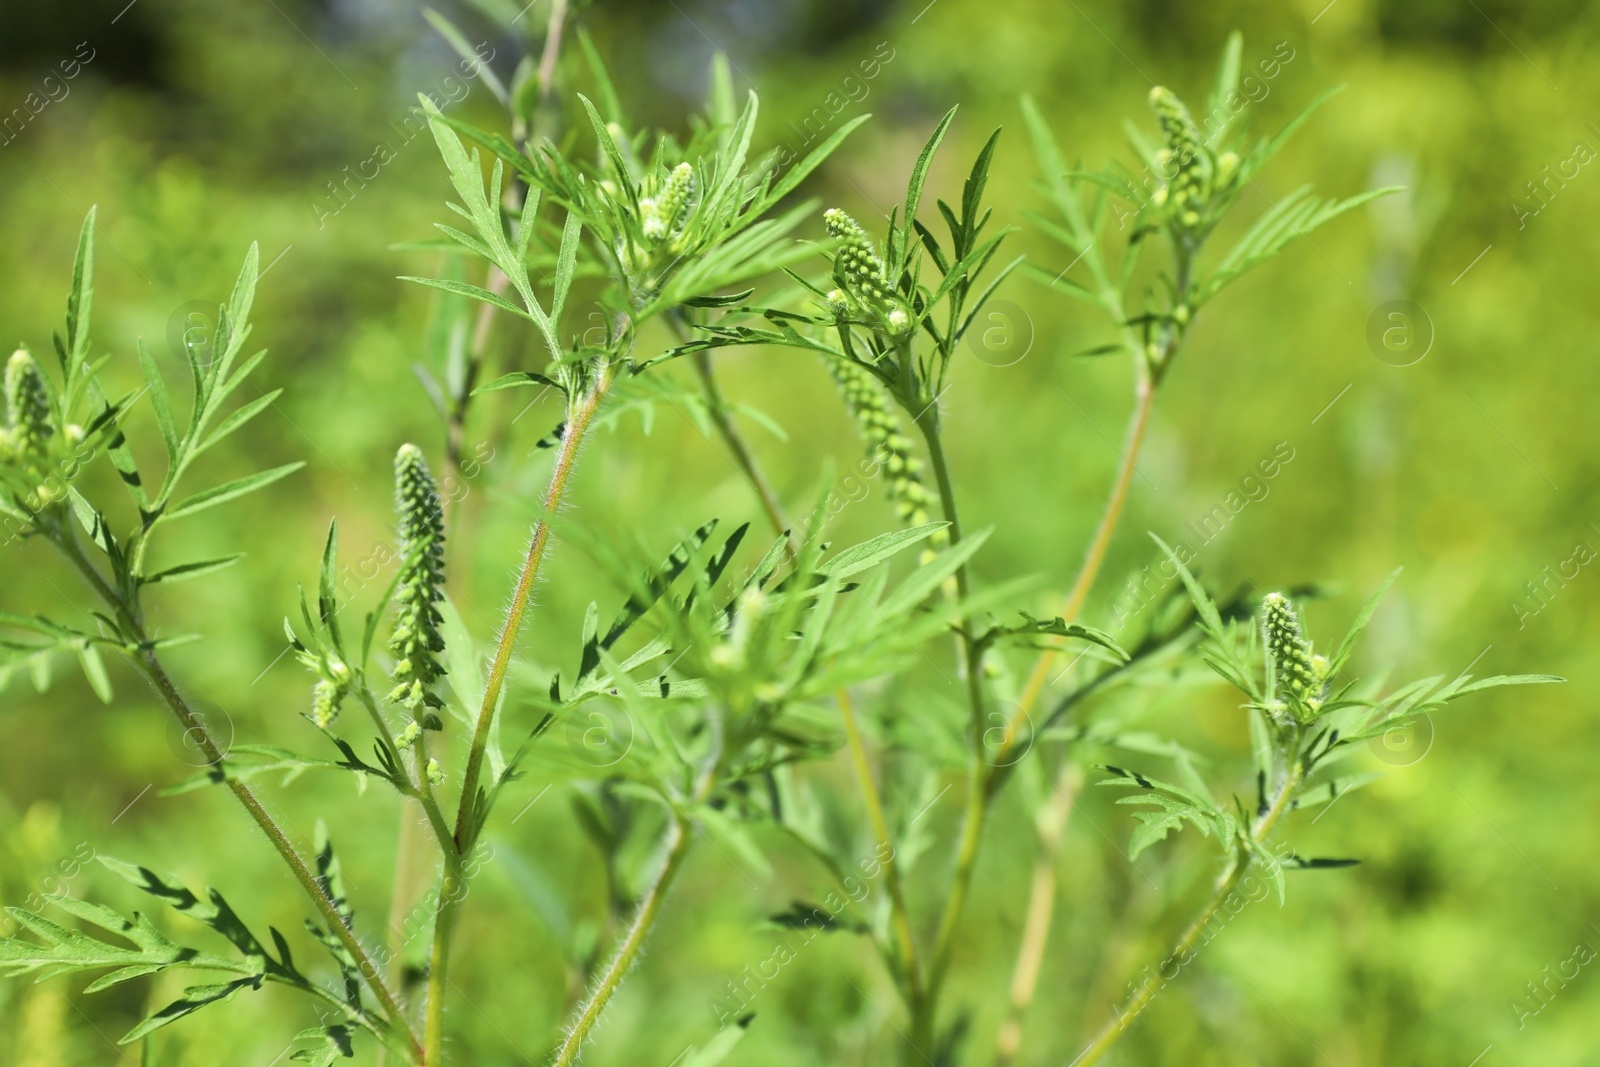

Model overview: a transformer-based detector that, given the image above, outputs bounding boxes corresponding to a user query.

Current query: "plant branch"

[550,811,694,1066]
[422,358,615,1064]
[1071,757,1303,1067]
[667,311,794,549]
[52,522,420,1060]
[551,734,723,1067]
[909,404,990,1057]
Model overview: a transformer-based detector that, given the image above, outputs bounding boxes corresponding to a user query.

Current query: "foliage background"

[1,0,1595,1063]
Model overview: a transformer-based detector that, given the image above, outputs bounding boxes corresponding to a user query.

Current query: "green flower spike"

[1263,591,1321,718]
[824,209,911,337]
[642,162,696,244]
[5,349,54,463]
[387,444,448,714]
[1148,86,1209,229]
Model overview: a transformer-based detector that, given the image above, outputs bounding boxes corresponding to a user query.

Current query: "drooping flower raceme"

[827,358,936,536]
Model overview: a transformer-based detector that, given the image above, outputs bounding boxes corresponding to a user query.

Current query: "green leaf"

[474,370,564,395]
[398,276,536,323]
[138,340,178,461]
[550,209,583,330]
[816,523,945,580]
[0,897,228,987]
[678,1015,754,1067]
[578,94,639,213]
[318,520,340,645]
[77,644,113,703]
[893,106,958,273]
[142,555,245,586]
[763,114,871,209]
[197,388,283,455]
[290,1025,356,1064]
[422,7,506,105]
[577,28,625,126]
[1150,534,1223,639]
[983,612,1128,662]
[121,976,262,1043]
[165,462,306,521]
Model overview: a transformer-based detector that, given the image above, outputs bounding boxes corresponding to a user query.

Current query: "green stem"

[551,734,723,1066]
[909,406,987,1060]
[53,522,420,1060]
[422,360,614,1064]
[667,312,793,549]
[550,812,694,1066]
[1071,758,1304,1067]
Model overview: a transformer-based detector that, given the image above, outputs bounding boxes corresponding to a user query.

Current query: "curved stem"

[143,650,421,1060]
[550,812,694,1067]
[837,689,922,1007]
[1071,759,1303,1067]
[421,361,613,1064]
[54,525,420,1060]
[553,732,722,1067]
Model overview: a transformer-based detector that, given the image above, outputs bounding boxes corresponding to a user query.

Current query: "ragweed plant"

[1069,546,1558,1064]
[0,24,1564,1067]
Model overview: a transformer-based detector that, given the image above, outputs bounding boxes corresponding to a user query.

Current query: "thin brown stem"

[992,763,1082,1067]
[666,311,793,549]
[143,651,421,1058]
[837,689,923,1006]
[999,374,1157,766]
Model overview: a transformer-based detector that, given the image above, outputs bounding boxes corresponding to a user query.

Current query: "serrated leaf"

[120,976,262,1043]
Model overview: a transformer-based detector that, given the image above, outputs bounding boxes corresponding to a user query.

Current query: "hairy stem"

[837,688,923,1007]
[423,360,615,1064]
[1071,759,1303,1067]
[550,812,694,1066]
[992,762,1082,1067]
[552,732,722,1066]
[54,524,419,1059]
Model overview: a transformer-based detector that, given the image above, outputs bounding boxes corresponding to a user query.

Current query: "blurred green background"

[2,0,1596,1063]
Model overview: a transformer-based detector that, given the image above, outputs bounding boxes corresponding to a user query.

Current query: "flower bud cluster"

[1148,87,1238,232]
[1262,592,1328,721]
[824,209,912,339]
[387,444,448,714]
